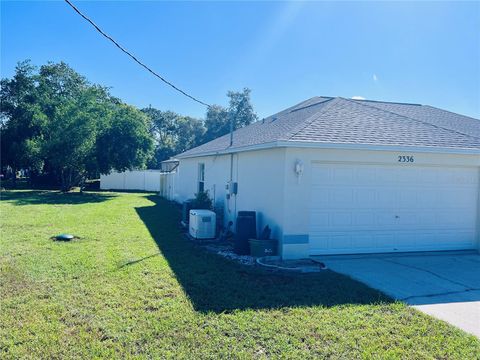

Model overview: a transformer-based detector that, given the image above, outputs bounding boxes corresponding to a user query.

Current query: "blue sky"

[2,1,479,119]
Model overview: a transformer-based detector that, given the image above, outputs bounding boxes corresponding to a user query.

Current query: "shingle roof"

[177,97,480,158]
[355,99,480,138]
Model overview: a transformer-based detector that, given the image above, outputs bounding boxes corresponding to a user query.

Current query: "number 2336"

[398,155,414,163]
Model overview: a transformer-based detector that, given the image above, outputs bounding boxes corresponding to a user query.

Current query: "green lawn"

[1,190,479,359]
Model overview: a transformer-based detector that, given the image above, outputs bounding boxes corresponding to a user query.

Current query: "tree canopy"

[142,87,258,166]
[1,61,153,191]
[141,108,205,168]
[203,88,257,143]
[1,60,258,191]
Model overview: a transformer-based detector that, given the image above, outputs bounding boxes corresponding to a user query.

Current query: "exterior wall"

[235,149,286,241]
[177,147,480,259]
[282,147,480,258]
[175,154,231,206]
[176,148,287,240]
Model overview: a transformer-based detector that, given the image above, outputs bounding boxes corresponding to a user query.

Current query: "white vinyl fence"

[100,170,176,200]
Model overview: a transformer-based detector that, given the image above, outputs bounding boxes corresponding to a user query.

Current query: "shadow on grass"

[0,190,117,206]
[118,252,161,268]
[136,195,393,313]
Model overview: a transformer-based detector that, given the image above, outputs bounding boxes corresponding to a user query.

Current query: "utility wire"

[64,0,211,107]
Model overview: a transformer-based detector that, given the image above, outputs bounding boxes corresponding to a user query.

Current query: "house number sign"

[397,155,414,163]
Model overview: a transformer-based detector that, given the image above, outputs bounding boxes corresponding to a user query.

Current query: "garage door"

[309,163,479,255]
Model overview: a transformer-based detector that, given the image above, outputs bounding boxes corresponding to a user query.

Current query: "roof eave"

[281,141,480,155]
[176,140,480,159]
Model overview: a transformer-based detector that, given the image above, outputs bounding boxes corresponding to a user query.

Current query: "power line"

[64,0,211,107]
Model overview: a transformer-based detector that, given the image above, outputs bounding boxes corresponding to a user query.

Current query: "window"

[198,163,205,193]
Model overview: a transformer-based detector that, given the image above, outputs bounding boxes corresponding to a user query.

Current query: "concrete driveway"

[320,251,480,338]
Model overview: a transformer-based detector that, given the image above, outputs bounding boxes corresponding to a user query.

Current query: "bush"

[190,190,213,210]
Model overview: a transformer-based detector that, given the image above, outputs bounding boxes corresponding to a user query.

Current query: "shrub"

[190,190,213,210]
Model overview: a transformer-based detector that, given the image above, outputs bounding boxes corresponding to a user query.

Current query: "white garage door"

[309,163,479,255]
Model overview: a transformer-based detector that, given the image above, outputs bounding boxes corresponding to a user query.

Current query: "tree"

[95,104,154,176]
[1,61,154,191]
[227,88,258,128]
[1,61,258,190]
[202,105,229,144]
[141,108,205,167]
[0,61,45,183]
[203,88,257,143]
[174,116,205,154]
[142,108,178,167]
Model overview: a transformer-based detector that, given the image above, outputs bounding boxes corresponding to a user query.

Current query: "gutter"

[176,141,480,159]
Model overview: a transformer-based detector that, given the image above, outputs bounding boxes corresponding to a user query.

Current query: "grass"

[1,190,479,359]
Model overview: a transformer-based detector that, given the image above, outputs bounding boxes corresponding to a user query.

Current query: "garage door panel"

[397,190,418,208]
[312,166,330,180]
[356,168,376,182]
[355,189,376,206]
[312,235,329,250]
[417,168,438,184]
[436,211,476,228]
[376,188,397,207]
[310,230,476,255]
[395,212,417,226]
[311,188,329,206]
[396,168,418,183]
[353,212,376,226]
[375,233,395,249]
[376,168,397,183]
[355,234,376,248]
[416,212,437,226]
[437,191,466,207]
[435,231,475,247]
[309,163,479,255]
[310,212,329,229]
[331,189,354,207]
[436,171,453,185]
[413,233,437,247]
[417,190,437,207]
[395,232,418,247]
[331,212,353,226]
[330,234,352,249]
[453,188,478,207]
[376,212,398,226]
[333,167,355,183]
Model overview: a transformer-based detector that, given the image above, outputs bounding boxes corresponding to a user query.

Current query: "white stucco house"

[172,96,480,259]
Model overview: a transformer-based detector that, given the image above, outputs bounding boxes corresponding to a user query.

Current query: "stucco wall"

[175,154,231,205]
[176,148,287,241]
[235,148,286,241]
[177,147,480,259]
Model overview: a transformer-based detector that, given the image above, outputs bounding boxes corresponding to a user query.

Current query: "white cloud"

[373,74,378,82]
[351,96,365,100]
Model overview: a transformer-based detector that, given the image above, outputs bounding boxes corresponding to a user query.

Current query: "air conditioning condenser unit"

[189,209,216,239]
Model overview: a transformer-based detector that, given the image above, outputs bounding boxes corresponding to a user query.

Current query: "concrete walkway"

[319,251,480,338]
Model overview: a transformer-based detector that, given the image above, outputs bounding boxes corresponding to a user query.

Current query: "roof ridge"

[284,97,339,141]
[343,97,480,141]
[353,98,422,106]
[263,96,322,121]
[289,97,334,113]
